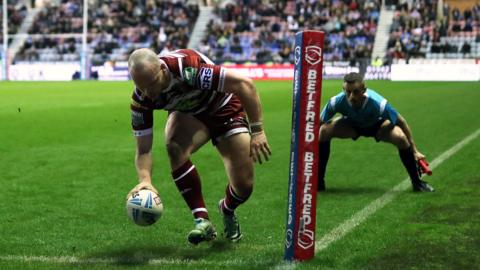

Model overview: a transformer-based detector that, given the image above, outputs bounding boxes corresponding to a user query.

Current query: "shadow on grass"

[86,239,234,266]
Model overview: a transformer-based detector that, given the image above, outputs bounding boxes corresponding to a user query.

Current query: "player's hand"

[126,181,159,200]
[250,131,271,164]
[414,151,426,161]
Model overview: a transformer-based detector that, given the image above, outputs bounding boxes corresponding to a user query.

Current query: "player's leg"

[376,121,434,192]
[216,132,253,242]
[164,112,216,244]
[318,118,358,191]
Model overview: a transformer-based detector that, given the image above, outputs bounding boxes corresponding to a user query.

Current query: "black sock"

[398,146,420,184]
[318,141,331,190]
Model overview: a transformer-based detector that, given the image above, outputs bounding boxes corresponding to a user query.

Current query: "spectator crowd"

[16,0,198,64]
[3,0,480,65]
[386,0,480,62]
[199,0,381,64]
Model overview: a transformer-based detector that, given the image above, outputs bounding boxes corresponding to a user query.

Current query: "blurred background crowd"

[1,0,479,66]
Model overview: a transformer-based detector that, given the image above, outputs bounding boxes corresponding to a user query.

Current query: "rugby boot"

[413,180,435,192]
[218,199,243,242]
[187,218,217,245]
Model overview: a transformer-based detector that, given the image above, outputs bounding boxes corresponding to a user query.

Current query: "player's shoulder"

[161,49,215,75]
[364,89,390,113]
[333,90,347,103]
[366,89,387,104]
[159,49,196,57]
[159,49,203,63]
[366,88,385,100]
[131,88,144,102]
[131,88,152,111]
[326,91,346,110]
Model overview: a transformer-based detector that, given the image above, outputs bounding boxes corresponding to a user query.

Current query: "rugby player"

[318,72,434,192]
[127,48,271,244]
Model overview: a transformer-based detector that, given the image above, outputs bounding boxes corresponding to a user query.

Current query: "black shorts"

[351,119,388,142]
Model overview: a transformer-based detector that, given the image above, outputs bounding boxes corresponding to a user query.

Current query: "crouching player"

[318,72,434,192]
[126,48,271,244]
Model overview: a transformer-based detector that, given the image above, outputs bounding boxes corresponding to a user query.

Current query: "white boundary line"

[316,128,480,252]
[1,129,479,268]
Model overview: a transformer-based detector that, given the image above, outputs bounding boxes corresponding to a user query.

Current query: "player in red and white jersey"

[127,48,271,244]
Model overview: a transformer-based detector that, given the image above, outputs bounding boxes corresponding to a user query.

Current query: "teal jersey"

[320,89,398,128]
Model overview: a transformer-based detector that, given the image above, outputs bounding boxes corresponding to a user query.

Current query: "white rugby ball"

[126,189,163,226]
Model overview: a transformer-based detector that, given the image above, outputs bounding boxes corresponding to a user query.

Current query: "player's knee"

[234,181,253,201]
[232,170,254,199]
[165,141,188,162]
[319,125,332,141]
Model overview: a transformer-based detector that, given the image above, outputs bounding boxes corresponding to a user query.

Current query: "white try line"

[276,128,480,270]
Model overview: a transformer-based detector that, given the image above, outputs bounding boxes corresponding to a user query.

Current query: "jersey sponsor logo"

[131,110,144,126]
[199,67,213,89]
[182,67,197,86]
[305,45,322,65]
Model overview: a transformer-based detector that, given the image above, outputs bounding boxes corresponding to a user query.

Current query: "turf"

[0,80,479,270]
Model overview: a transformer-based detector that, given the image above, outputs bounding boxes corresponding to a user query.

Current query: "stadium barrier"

[391,59,480,81]
[9,62,80,81]
[1,61,362,81]
[2,61,479,81]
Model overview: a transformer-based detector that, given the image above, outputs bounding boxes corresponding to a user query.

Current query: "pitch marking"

[275,128,480,270]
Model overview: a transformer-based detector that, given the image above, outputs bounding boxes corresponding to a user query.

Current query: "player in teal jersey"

[318,72,434,192]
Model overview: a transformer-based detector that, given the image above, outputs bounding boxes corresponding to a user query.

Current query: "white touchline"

[315,128,480,253]
[275,128,480,270]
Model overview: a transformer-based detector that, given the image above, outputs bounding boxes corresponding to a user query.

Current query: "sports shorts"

[351,119,389,142]
[195,94,249,145]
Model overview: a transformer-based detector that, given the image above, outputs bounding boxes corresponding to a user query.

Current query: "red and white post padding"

[284,30,325,261]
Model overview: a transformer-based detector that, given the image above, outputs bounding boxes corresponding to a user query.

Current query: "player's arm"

[395,114,425,160]
[223,71,271,164]
[128,97,158,197]
[320,97,337,126]
[135,134,154,184]
[382,102,425,160]
[129,130,159,196]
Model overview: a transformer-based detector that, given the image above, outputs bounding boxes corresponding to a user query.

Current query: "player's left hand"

[250,131,271,164]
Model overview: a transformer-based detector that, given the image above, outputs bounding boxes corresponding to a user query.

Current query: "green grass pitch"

[0,80,479,270]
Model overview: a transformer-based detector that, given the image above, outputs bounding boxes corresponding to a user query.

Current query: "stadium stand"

[1,0,29,61]
[4,0,480,68]
[15,0,199,64]
[198,0,381,64]
[386,0,480,61]
[0,1,28,43]
[6,0,28,35]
